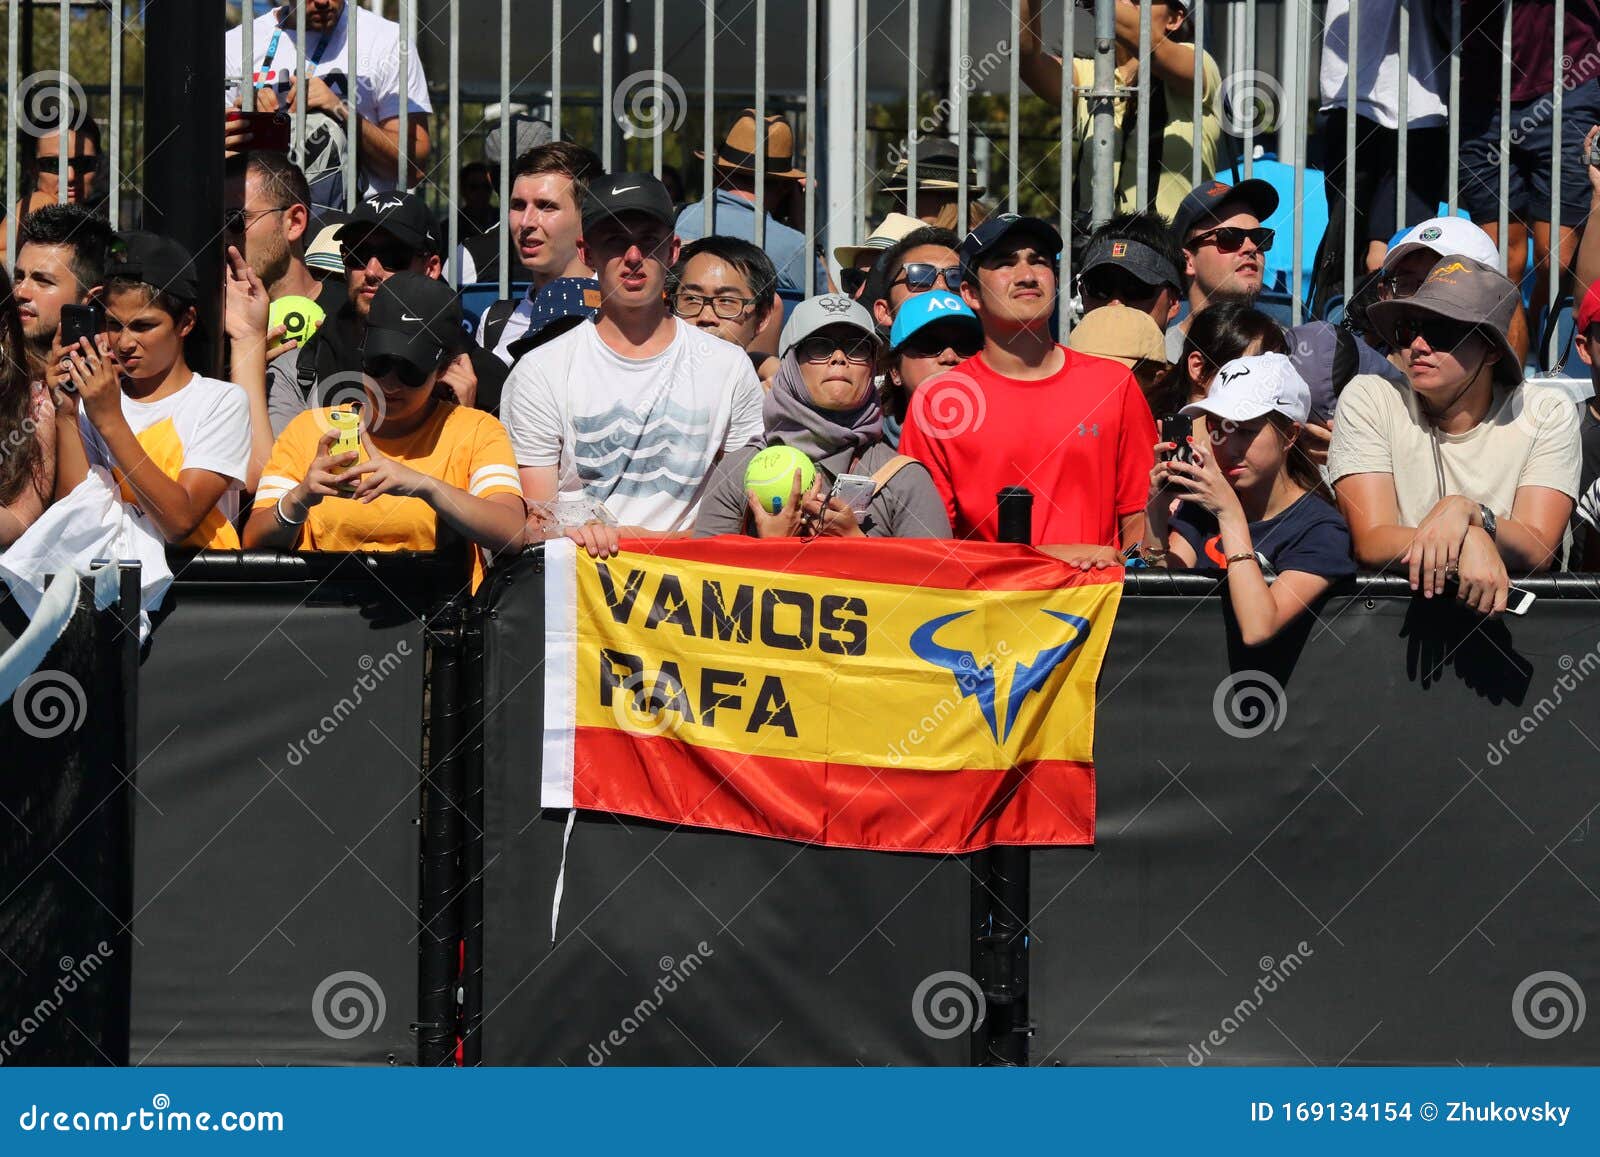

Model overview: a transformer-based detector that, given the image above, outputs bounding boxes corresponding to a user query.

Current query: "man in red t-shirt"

[899,213,1157,566]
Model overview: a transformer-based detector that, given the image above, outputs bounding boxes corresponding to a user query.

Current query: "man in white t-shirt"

[1329,255,1579,615]
[223,0,432,212]
[501,172,764,557]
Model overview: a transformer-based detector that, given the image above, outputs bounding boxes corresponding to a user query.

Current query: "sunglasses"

[898,329,982,359]
[1080,268,1162,304]
[796,334,876,364]
[1185,226,1274,255]
[343,239,418,272]
[1393,317,1481,352]
[839,267,870,296]
[363,353,435,388]
[224,206,288,236]
[892,263,964,293]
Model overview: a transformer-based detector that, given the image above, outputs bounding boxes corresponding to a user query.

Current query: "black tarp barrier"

[128,552,462,1065]
[1032,573,1600,1066]
[0,569,139,1066]
[471,551,975,1066]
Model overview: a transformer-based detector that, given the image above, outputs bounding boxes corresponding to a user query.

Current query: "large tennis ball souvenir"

[744,445,816,514]
[269,295,326,348]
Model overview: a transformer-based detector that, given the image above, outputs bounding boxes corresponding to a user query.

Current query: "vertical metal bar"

[1291,6,1306,325]
[498,0,511,298]
[805,0,817,296]
[856,0,868,239]
[5,0,18,270]
[551,0,563,136]
[1007,0,1020,214]
[346,0,359,207]
[1092,0,1117,226]
[1342,0,1358,304]
[294,0,308,166]
[1060,0,1074,329]
[601,0,615,167]
[110,0,122,227]
[1551,0,1565,331]
[57,0,69,204]
[907,0,919,216]
[448,0,460,285]
[398,0,411,189]
[1497,0,1511,269]
[241,0,255,113]
[1395,0,1409,233]
[653,0,665,178]
[754,0,767,248]
[703,0,715,236]
[1242,0,1255,178]
[956,0,970,230]
[1191,0,1203,186]
[827,0,859,278]
[1135,0,1151,211]
[1447,3,1460,213]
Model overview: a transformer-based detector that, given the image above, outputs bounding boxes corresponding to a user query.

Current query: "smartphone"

[1505,586,1537,616]
[329,407,363,494]
[227,109,292,153]
[59,301,105,349]
[1159,413,1194,465]
[829,472,878,516]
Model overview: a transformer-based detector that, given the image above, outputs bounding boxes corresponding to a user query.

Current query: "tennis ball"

[744,445,816,514]
[269,295,325,348]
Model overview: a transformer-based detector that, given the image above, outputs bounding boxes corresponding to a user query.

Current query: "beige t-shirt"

[1327,373,1581,527]
[1070,52,1223,221]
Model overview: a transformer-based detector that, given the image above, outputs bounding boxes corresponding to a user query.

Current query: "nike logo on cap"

[401,313,423,323]
[610,185,640,195]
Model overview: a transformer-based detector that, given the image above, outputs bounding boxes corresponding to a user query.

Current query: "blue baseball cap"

[889,290,981,351]
[957,213,1063,271]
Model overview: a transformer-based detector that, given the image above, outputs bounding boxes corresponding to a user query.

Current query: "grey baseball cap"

[779,293,879,357]
[1366,255,1524,385]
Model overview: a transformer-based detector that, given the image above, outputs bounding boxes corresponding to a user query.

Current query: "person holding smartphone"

[1140,353,1355,646]
[695,294,950,540]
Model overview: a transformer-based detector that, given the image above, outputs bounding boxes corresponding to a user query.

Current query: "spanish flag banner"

[541,536,1123,854]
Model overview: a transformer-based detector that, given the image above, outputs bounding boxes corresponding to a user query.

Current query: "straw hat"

[833,212,925,269]
[695,109,807,180]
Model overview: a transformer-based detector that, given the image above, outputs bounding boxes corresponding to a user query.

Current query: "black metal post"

[141,0,225,376]
[417,596,467,1066]
[458,598,486,1065]
[977,485,1034,1066]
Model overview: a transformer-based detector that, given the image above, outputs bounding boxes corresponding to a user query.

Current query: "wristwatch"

[1478,503,1497,540]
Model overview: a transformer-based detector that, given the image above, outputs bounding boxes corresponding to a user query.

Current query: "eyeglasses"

[343,239,418,272]
[898,329,982,359]
[224,206,289,236]
[40,153,97,171]
[1080,268,1162,304]
[670,291,757,321]
[891,263,964,293]
[1184,226,1274,255]
[1377,272,1427,301]
[795,334,876,364]
[839,267,871,297]
[1393,317,1480,352]
[362,353,434,388]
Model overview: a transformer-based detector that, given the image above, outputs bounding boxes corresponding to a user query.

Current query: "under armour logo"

[1076,422,1100,438]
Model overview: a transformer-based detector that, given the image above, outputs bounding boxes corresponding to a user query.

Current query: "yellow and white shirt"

[255,402,523,590]
[81,373,251,550]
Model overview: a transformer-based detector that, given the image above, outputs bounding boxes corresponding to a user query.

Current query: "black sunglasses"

[363,353,434,388]
[224,206,288,236]
[1394,317,1480,352]
[796,334,876,364]
[899,328,982,359]
[343,239,418,272]
[839,267,871,296]
[1080,267,1162,304]
[1185,226,1274,255]
[892,263,964,292]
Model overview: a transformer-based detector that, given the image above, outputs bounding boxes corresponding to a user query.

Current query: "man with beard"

[225,151,345,317]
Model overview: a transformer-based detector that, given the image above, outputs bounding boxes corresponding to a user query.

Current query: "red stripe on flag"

[570,727,1094,854]
[617,535,1122,594]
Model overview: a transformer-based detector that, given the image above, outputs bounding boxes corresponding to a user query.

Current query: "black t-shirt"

[1171,492,1356,580]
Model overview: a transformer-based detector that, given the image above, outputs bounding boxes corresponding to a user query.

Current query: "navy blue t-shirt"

[1170,493,1356,579]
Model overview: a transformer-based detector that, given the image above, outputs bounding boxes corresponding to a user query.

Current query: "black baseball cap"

[581,171,677,232]
[957,213,1063,271]
[108,231,199,303]
[335,190,439,255]
[1080,236,1181,291]
[362,273,462,374]
[1171,178,1279,241]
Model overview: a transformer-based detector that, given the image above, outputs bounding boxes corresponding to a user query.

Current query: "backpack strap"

[868,454,920,496]
[480,298,519,353]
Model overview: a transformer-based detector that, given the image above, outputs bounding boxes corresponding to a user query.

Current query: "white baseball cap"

[1385,217,1501,273]
[1181,352,1311,425]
